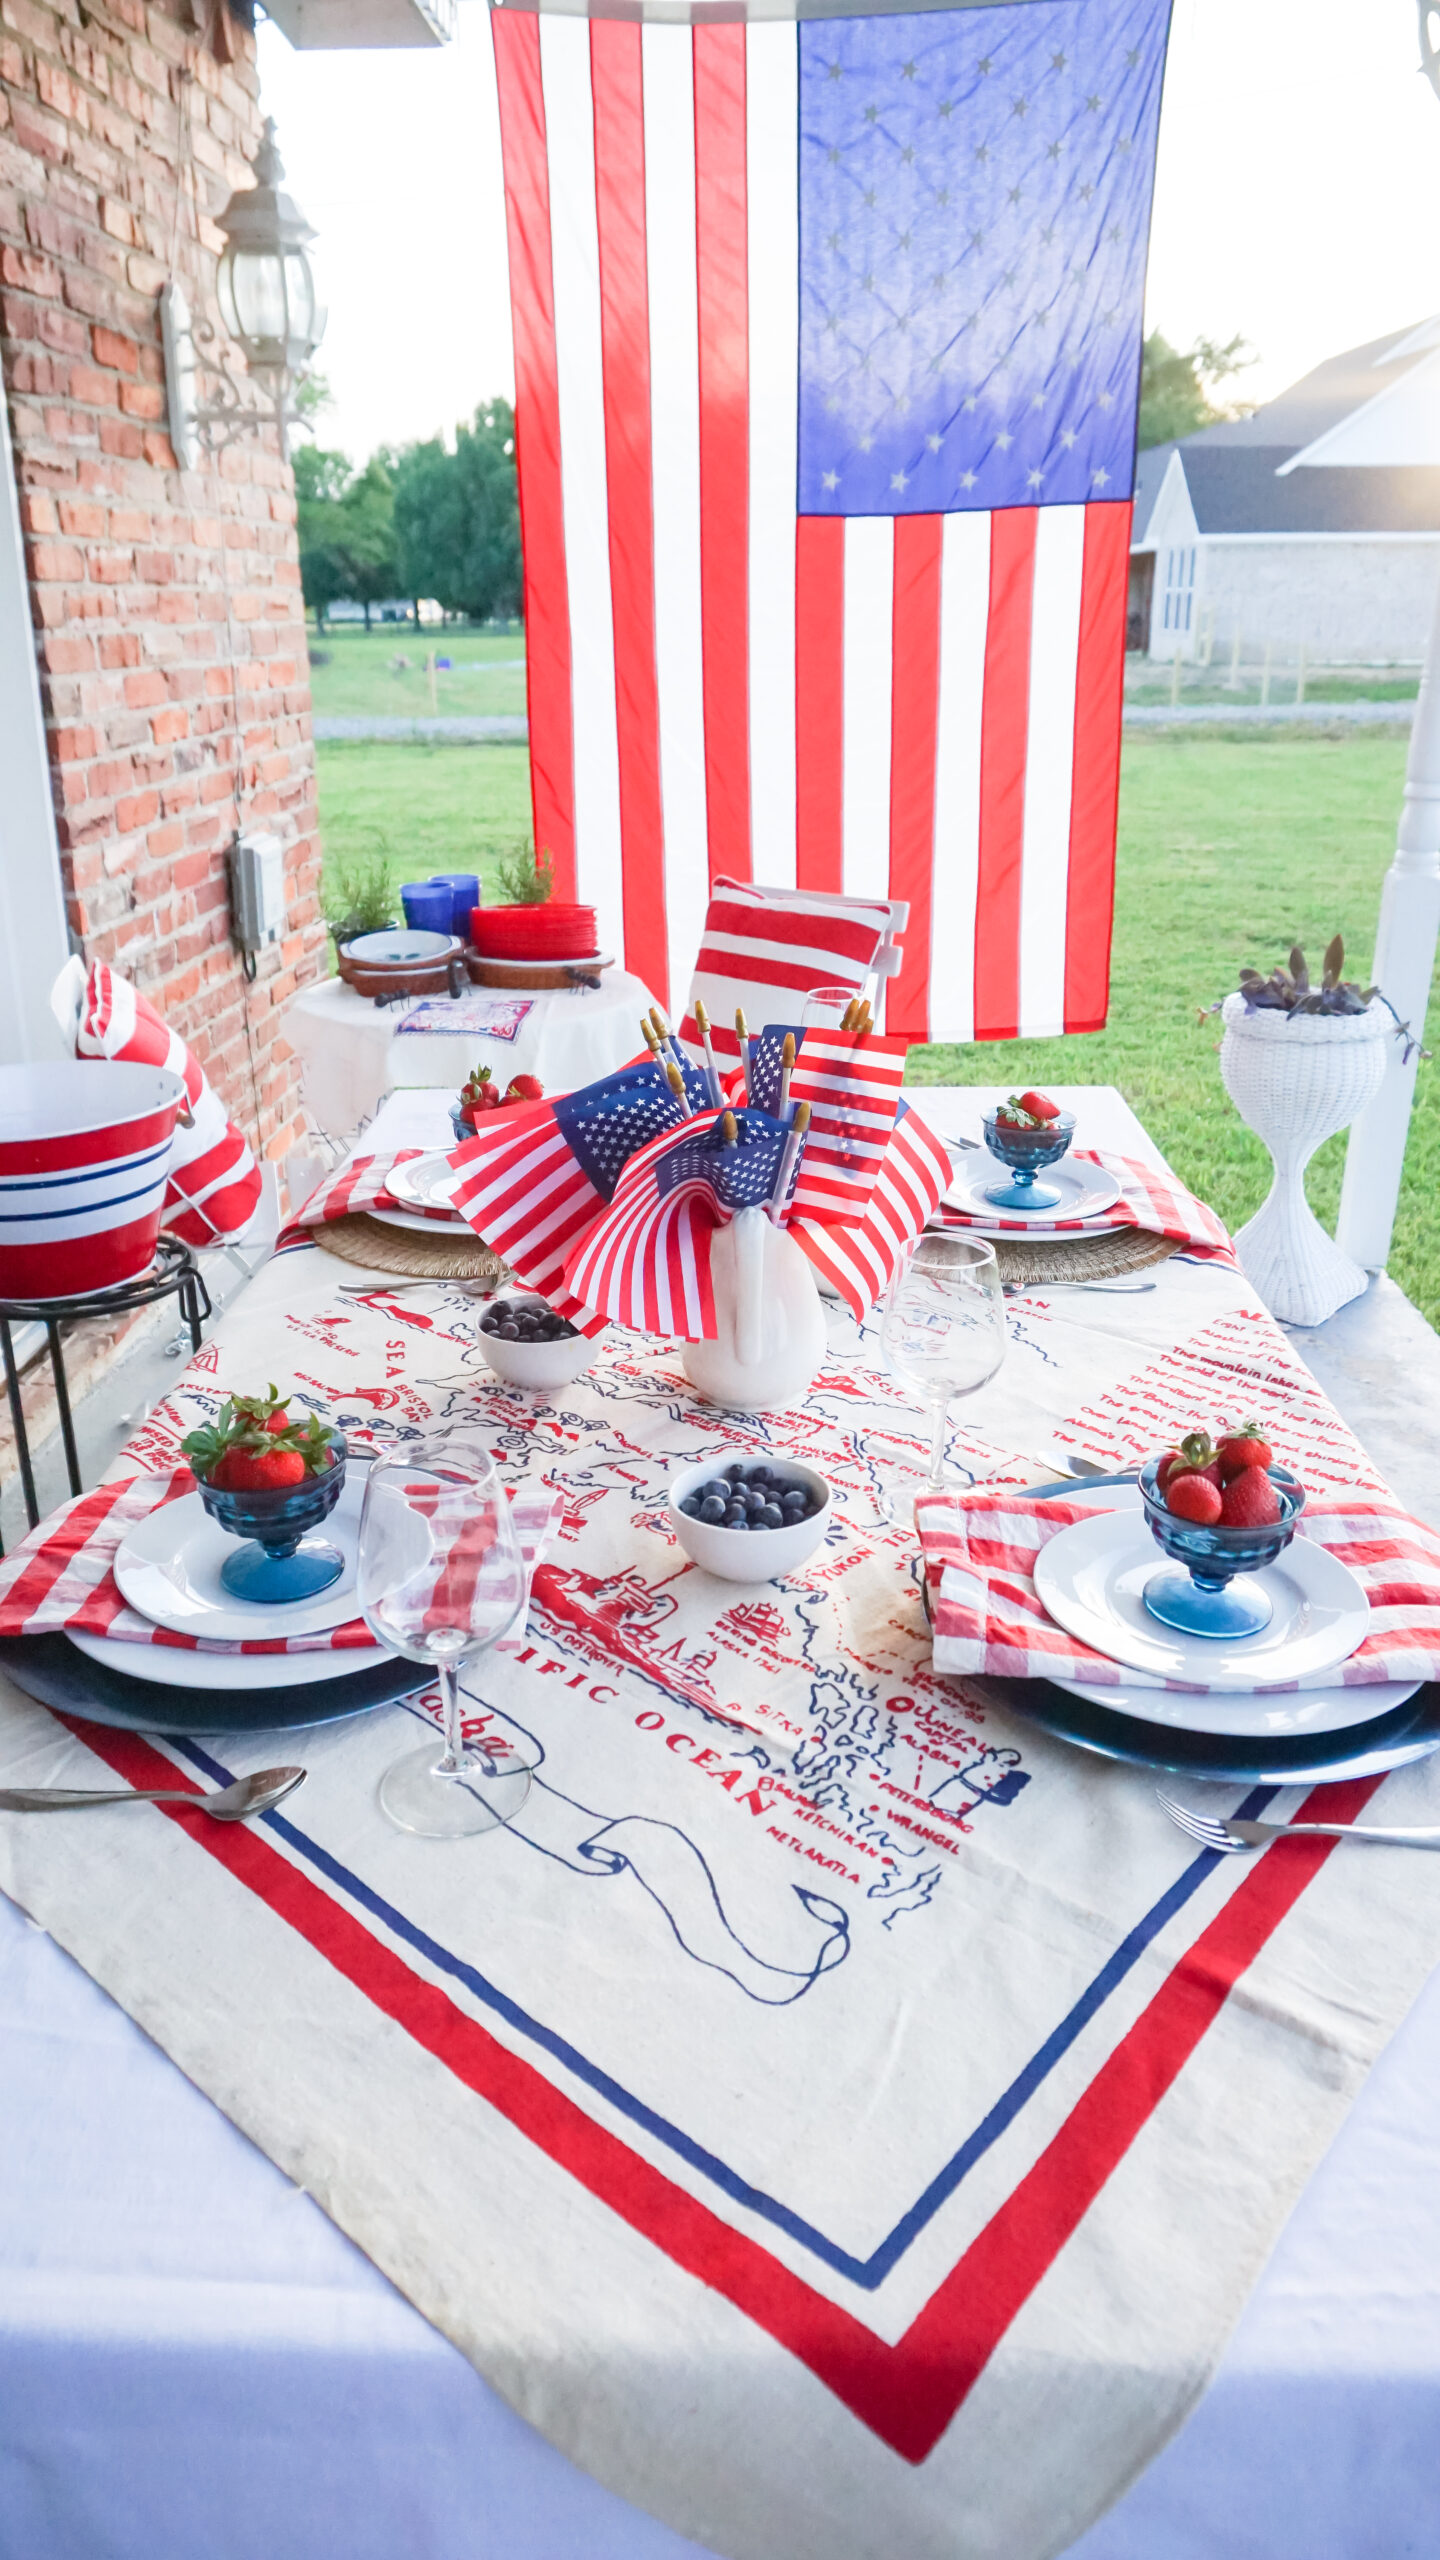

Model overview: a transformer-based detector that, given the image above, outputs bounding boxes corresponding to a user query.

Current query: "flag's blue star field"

[555,1064,703,1199]
[657,1114,789,1214]
[797,0,1169,517]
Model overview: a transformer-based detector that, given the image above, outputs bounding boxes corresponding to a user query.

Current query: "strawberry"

[1165,1471,1223,1525]
[1017,1089,1061,1123]
[1219,1466,1281,1528]
[1217,1423,1274,1482]
[181,1388,337,1490]
[212,1447,307,1493]
[504,1073,544,1105]
[1157,1431,1223,1491]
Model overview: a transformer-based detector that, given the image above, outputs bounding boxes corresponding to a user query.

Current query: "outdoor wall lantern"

[161,119,326,465]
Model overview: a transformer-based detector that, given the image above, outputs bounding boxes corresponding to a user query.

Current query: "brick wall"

[0,0,325,1181]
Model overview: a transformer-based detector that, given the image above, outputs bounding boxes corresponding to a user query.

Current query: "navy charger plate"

[973,1673,1440,1785]
[0,1632,426,1738]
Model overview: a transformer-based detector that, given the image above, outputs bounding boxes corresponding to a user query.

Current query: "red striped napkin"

[916,1483,1440,1691]
[940,1148,1235,1262]
[0,1470,562,1658]
[278,1151,461,1247]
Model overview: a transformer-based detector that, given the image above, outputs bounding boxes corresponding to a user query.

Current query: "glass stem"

[928,1397,951,1487]
[436,1646,468,1774]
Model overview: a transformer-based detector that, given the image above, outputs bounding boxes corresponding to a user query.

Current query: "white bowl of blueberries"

[669,1456,830,1582]
[476,1293,597,1390]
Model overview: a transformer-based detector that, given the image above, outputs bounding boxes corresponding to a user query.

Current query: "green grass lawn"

[316,738,534,893]
[306,623,527,720]
[315,723,1440,1328]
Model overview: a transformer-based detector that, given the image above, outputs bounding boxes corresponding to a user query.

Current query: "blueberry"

[724,1461,746,1484]
[699,1495,727,1525]
[497,1323,520,1341]
[759,1502,784,1530]
[680,1497,701,1519]
[783,1491,806,1515]
[698,1478,727,1504]
[749,1465,771,1486]
[745,1488,767,1514]
[726,1505,748,1528]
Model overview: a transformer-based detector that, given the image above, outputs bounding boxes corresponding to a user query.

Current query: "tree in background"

[293,447,401,628]
[1138,332,1255,450]
[393,400,522,624]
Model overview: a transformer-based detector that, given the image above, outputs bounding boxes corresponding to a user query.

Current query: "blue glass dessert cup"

[1138,1455,1305,1640]
[196,1433,349,1605]
[981,1107,1077,1210]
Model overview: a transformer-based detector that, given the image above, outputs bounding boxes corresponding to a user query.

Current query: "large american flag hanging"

[491,0,1170,1041]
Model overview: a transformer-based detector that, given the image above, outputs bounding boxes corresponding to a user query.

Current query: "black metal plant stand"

[0,1237,212,1535]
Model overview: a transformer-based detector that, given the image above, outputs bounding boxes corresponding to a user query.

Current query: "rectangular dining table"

[2,1085,1438,2560]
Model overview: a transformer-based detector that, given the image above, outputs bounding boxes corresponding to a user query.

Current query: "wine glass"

[878,1232,1007,1521]
[357,1435,532,1839]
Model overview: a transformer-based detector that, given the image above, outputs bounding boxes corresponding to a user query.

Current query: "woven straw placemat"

[310,1214,507,1284]
[991,1226,1180,1286]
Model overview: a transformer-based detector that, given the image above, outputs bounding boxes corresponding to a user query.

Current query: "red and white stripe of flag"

[564,1118,719,1338]
[788,1030,908,1220]
[448,1104,609,1332]
[493,8,1129,1043]
[792,1103,953,1322]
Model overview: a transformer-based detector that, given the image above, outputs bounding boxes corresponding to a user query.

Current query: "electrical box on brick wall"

[229,831,286,956]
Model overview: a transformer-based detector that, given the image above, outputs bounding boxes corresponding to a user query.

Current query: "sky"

[254,0,1440,467]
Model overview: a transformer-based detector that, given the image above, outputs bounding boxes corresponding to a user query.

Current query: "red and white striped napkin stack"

[940,1148,1236,1263]
[0,1469,562,1658]
[916,1482,1440,1692]
[278,1151,461,1249]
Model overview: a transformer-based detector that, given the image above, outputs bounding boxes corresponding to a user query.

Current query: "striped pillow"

[679,879,903,1062]
[76,965,263,1246]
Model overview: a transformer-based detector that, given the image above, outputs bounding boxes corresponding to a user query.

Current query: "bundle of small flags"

[446,1001,951,1339]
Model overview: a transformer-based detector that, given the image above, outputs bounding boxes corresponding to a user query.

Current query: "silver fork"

[1157,1788,1440,1853]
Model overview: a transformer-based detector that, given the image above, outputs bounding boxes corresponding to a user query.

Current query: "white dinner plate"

[114,1474,366,1644]
[381,1154,463,1213]
[1049,1669,1415,1739]
[67,1626,385,1691]
[368,1201,468,1236]
[1033,1503,1371,1690]
[944,1155,1122,1229]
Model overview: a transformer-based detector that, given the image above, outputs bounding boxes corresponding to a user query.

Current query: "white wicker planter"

[1219,993,1392,1327]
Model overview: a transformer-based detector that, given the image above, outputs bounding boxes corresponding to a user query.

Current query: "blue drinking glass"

[429,873,480,940]
[1138,1456,1305,1640]
[981,1107,1077,1211]
[196,1434,349,1604]
[399,881,455,936]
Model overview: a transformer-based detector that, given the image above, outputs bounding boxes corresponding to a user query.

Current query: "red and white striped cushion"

[679,879,902,1062]
[77,965,263,1246]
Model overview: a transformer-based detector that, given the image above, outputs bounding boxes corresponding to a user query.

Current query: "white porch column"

[1335,569,1440,1270]
[0,384,70,1067]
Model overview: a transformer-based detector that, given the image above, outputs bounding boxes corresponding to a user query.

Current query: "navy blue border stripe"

[0,1140,173,1196]
[177,1737,1274,2288]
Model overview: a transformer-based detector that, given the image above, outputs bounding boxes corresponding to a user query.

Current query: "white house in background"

[1129,319,1440,663]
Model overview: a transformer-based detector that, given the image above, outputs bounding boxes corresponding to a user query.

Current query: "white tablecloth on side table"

[3,1086,1440,2560]
[286,969,659,1143]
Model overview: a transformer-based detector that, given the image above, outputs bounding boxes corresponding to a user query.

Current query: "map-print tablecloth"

[3,1237,1440,2560]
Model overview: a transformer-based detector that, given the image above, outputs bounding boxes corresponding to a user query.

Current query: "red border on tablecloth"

[60,1722,1377,2462]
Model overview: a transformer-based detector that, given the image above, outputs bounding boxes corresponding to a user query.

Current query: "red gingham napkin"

[939,1149,1236,1263]
[0,1469,562,1658]
[915,1483,1440,1692]
[277,1150,460,1247]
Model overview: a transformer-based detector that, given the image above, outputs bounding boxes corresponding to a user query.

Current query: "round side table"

[0,1237,212,1537]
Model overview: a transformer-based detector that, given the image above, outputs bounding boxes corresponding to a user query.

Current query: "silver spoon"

[336,1278,495,1298]
[0,1766,305,1820]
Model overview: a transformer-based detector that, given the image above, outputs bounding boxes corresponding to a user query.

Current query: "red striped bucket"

[0,1062,188,1302]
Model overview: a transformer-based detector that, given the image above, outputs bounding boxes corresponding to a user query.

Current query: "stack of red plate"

[470,902,598,961]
